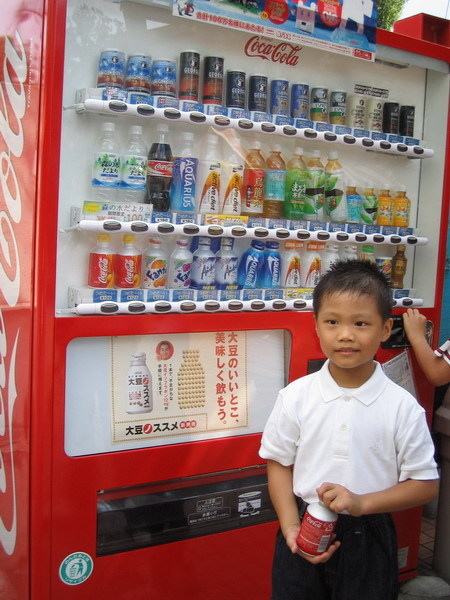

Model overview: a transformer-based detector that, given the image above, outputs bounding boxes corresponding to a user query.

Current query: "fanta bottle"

[142,237,167,289]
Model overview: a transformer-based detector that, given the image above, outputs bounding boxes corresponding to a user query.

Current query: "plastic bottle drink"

[215,237,238,287]
[126,352,153,414]
[146,123,173,211]
[142,237,167,289]
[120,124,148,203]
[220,149,244,215]
[304,150,325,221]
[346,184,362,224]
[258,241,281,288]
[280,240,302,288]
[88,233,115,288]
[115,234,142,288]
[196,134,221,214]
[191,236,216,288]
[284,147,307,220]
[360,184,378,225]
[91,121,121,201]
[170,131,199,213]
[322,242,340,274]
[377,187,393,226]
[360,244,376,263]
[301,241,324,287]
[342,244,358,261]
[241,142,266,217]
[237,240,265,288]
[167,237,193,288]
[392,186,411,227]
[391,245,407,289]
[324,151,347,222]
[263,145,286,218]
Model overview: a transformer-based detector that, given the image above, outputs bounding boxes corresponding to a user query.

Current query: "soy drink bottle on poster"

[126,352,153,414]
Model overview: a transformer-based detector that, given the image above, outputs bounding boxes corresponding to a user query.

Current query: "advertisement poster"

[65,329,286,455]
[174,0,377,61]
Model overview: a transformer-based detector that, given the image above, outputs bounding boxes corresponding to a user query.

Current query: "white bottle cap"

[251,141,262,150]
[272,144,282,152]
[157,123,169,132]
[312,149,321,157]
[130,125,143,135]
[294,146,304,155]
[102,122,115,131]
[396,185,407,192]
[182,131,195,141]
[328,150,339,160]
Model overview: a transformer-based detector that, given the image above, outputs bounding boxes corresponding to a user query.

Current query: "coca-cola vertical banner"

[0,0,43,598]
[173,0,377,61]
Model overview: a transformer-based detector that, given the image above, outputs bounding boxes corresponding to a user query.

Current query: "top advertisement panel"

[173,0,377,61]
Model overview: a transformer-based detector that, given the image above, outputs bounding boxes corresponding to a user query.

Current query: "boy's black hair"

[313,259,393,321]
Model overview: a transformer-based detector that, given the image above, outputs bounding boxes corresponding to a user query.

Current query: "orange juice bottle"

[392,186,411,227]
[376,186,393,226]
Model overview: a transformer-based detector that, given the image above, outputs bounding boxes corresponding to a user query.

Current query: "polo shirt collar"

[319,359,387,406]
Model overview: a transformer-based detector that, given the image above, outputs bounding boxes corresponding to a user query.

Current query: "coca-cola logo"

[244,36,302,67]
[0,31,28,556]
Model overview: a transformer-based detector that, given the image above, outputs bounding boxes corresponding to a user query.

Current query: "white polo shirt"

[259,360,438,504]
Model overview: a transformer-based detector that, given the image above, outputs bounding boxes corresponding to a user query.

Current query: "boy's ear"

[381,317,394,342]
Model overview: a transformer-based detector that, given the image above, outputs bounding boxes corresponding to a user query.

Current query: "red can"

[296,501,337,556]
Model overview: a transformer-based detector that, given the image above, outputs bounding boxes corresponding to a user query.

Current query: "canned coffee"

[291,83,309,119]
[382,102,400,134]
[365,97,383,132]
[151,59,177,97]
[202,56,224,105]
[248,75,268,112]
[97,49,126,88]
[399,105,415,137]
[179,51,200,101]
[226,70,246,108]
[270,79,289,115]
[329,90,347,125]
[346,94,365,129]
[124,55,152,93]
[310,87,328,122]
[296,501,337,556]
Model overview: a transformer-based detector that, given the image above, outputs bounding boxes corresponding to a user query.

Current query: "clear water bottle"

[237,240,265,288]
[120,125,148,203]
[215,237,238,287]
[342,243,358,261]
[258,241,281,288]
[322,242,340,274]
[91,121,121,201]
[191,236,216,288]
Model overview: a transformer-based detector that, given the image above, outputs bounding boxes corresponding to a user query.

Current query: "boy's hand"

[284,522,341,564]
[317,482,364,516]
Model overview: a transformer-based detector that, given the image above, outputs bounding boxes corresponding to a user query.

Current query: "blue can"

[291,83,309,119]
[248,75,268,112]
[237,240,266,288]
[258,241,281,288]
[125,55,152,93]
[97,49,125,88]
[270,79,289,116]
[151,59,177,97]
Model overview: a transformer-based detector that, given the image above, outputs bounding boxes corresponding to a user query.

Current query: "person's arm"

[317,478,439,517]
[267,460,340,563]
[403,309,450,387]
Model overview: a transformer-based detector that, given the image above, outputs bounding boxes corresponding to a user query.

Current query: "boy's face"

[315,290,392,387]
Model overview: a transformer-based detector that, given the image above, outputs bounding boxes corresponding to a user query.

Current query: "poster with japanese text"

[174,0,377,61]
[65,330,287,455]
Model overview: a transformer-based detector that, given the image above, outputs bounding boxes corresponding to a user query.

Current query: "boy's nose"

[337,325,354,340]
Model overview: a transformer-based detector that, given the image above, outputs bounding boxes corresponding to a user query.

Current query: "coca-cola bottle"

[146,123,173,211]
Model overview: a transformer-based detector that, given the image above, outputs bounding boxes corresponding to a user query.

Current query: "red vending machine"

[1,0,449,598]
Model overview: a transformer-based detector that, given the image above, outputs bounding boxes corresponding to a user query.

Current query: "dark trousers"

[271,511,399,600]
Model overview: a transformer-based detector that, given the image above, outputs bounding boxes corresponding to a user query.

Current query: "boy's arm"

[318,478,439,517]
[266,459,300,551]
[403,309,450,387]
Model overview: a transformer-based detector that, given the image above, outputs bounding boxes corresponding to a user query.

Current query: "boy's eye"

[355,321,367,327]
[327,319,338,325]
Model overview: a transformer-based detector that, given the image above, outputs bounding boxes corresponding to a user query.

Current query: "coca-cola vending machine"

[1,0,449,598]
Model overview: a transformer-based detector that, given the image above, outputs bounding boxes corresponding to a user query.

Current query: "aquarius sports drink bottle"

[146,123,173,211]
[258,241,281,288]
[237,240,265,288]
[170,131,198,212]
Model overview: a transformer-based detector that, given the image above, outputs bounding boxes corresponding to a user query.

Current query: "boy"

[259,260,439,600]
[403,308,450,387]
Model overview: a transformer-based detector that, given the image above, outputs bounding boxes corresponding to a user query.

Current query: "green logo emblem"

[59,552,93,586]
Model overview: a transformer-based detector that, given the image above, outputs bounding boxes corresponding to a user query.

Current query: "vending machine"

[1,0,449,598]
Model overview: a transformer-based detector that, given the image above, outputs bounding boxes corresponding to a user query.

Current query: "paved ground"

[398,571,450,599]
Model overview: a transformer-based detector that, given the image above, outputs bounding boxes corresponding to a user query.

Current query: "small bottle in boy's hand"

[296,501,338,556]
